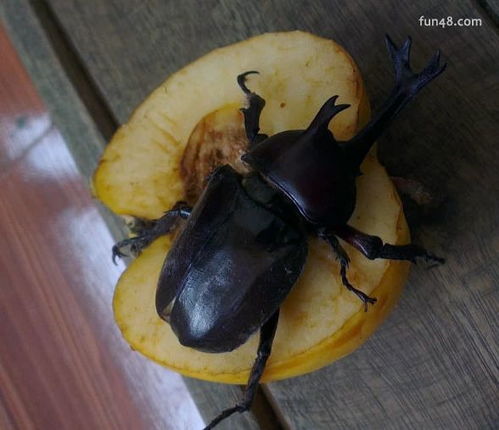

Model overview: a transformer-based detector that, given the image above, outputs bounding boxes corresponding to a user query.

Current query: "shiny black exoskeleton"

[113,36,446,429]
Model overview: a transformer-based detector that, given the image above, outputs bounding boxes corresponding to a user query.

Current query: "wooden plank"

[7,0,499,428]
[0,25,51,170]
[0,24,203,430]
[0,2,268,429]
[0,6,204,430]
[0,127,203,430]
[479,0,499,27]
[0,0,124,240]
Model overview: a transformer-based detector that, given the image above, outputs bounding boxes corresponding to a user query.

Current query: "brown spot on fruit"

[181,105,250,203]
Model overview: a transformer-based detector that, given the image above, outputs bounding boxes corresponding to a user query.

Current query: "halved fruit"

[92,31,370,219]
[94,31,411,383]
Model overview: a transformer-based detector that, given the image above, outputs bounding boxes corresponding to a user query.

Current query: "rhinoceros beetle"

[113,36,445,429]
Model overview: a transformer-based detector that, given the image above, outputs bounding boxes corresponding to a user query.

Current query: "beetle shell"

[242,128,357,228]
[156,165,307,353]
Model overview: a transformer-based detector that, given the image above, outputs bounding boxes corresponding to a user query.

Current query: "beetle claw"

[203,405,245,430]
[111,235,150,263]
[361,294,377,312]
[237,71,267,145]
[385,35,412,81]
[237,70,259,95]
[203,311,279,429]
[111,244,128,265]
[110,203,192,265]
[419,50,446,89]
[340,264,377,311]
[385,34,446,94]
[401,248,445,267]
[420,252,445,267]
[385,35,412,73]
[321,232,377,310]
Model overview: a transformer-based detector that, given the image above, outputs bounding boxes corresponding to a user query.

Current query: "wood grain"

[0,129,204,430]
[3,0,499,428]
[0,27,204,430]
[0,2,267,427]
[0,26,51,170]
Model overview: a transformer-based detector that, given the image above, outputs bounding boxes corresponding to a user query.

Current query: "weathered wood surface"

[0,23,205,430]
[3,0,499,428]
[0,1,267,429]
[0,0,125,240]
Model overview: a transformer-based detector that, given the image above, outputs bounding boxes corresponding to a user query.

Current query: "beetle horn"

[306,95,350,138]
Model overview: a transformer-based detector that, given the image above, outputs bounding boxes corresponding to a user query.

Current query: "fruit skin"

[101,31,413,384]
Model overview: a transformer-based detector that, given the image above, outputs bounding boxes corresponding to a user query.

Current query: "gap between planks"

[25,1,286,428]
[29,0,117,141]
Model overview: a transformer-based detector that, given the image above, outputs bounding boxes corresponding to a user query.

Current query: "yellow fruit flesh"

[92,31,369,219]
[94,31,410,384]
[112,150,409,384]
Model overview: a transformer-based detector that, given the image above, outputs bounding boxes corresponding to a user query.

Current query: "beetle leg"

[112,201,191,264]
[344,35,446,168]
[237,71,268,146]
[320,233,376,311]
[334,224,445,265]
[203,311,280,430]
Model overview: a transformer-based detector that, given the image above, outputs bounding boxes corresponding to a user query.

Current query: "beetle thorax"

[242,129,357,228]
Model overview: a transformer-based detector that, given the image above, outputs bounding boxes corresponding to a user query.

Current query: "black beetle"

[113,35,445,429]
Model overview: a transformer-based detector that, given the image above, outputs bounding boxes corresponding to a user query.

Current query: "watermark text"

[419,16,482,28]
